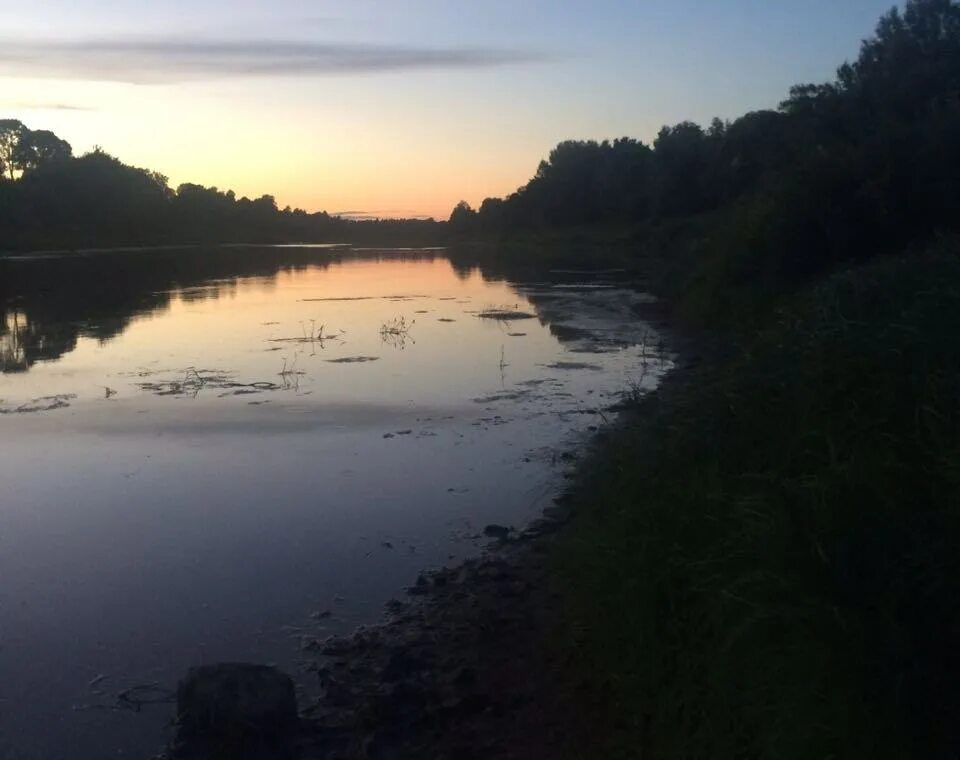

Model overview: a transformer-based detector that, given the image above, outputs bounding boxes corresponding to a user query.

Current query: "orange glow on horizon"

[0,75,543,221]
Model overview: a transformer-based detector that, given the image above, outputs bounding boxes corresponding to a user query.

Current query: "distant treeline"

[0,121,442,251]
[451,0,960,318]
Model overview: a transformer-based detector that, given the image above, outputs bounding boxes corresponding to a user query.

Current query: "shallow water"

[0,246,671,758]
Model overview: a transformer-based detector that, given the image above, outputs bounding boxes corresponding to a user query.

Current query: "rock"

[173,663,298,760]
[385,598,407,614]
[452,667,478,690]
[483,524,511,539]
[500,581,529,598]
[322,636,355,656]
[379,680,428,718]
[320,676,355,708]
[522,520,549,539]
[408,574,431,595]
[382,649,427,682]
[479,563,511,581]
[542,506,569,523]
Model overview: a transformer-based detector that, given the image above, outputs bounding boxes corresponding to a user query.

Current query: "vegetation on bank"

[505,2,960,757]
[559,249,960,758]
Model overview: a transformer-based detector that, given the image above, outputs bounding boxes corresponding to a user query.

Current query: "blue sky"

[0,0,898,217]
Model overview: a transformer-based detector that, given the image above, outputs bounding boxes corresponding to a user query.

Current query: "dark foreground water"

[0,246,671,758]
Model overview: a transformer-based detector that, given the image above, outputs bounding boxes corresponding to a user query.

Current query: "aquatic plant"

[278,354,307,383]
[477,305,536,320]
[134,367,284,398]
[380,316,415,349]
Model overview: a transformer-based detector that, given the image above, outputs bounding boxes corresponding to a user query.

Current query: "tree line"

[4,0,958,282]
[451,0,960,305]
[496,3,960,757]
[0,120,441,251]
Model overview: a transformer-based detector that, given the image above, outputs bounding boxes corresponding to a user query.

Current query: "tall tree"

[0,120,26,180]
[448,200,478,231]
[13,129,72,173]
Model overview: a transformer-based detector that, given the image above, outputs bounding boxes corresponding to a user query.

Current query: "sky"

[0,0,898,220]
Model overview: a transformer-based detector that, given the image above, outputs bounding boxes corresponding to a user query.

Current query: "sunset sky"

[1,0,895,219]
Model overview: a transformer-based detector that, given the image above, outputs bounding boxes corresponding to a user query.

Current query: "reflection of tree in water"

[0,246,335,373]
[1,311,77,373]
[1,312,28,372]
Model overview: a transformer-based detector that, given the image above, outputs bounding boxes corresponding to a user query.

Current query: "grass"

[555,248,960,759]
[379,315,413,337]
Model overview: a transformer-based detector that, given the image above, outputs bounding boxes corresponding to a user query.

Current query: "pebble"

[483,524,512,539]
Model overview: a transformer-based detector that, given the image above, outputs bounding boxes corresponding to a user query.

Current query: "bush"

[560,247,960,759]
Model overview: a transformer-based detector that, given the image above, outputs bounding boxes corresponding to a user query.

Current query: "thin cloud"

[0,102,95,111]
[0,37,552,84]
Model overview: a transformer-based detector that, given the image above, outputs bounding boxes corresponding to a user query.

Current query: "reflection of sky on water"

[0,248,671,758]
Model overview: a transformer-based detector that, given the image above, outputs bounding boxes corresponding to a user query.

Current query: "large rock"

[173,663,299,760]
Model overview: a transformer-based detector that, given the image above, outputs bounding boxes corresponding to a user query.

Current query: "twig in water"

[380,316,416,349]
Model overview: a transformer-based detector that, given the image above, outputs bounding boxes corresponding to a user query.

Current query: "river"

[0,245,671,758]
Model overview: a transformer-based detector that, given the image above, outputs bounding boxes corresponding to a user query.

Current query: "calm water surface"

[0,247,670,758]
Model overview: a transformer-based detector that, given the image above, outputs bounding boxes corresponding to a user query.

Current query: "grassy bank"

[557,247,960,758]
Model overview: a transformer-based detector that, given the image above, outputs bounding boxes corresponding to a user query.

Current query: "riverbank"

[156,502,592,759]
[300,247,960,759]
[160,247,960,759]
[554,248,960,759]
[158,324,686,760]
[296,511,584,759]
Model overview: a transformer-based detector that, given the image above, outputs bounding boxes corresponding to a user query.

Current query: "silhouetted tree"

[0,119,26,180]
[13,129,72,173]
[0,130,443,251]
[652,122,713,216]
[448,201,478,233]
[458,0,960,295]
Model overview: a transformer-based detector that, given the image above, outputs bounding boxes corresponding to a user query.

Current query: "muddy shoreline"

[159,500,589,759]
[298,508,579,759]
[155,317,684,760]
[158,365,692,760]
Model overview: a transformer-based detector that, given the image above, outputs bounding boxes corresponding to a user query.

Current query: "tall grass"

[557,248,960,759]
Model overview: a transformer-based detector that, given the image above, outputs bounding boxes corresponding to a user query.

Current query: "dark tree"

[0,119,26,180]
[13,129,73,173]
[448,200,478,232]
[652,122,713,216]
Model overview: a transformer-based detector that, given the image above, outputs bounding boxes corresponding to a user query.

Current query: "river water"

[0,246,671,758]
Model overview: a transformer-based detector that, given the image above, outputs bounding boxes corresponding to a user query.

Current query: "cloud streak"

[0,101,95,111]
[0,37,551,84]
